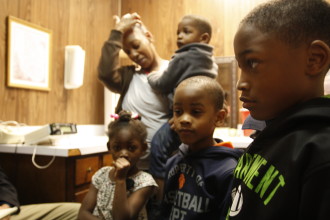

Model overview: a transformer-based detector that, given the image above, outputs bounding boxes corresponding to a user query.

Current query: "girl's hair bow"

[110,112,140,120]
[110,113,119,120]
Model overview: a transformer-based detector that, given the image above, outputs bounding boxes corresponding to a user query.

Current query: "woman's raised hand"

[114,12,142,33]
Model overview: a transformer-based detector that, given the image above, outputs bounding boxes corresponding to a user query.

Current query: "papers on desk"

[0,206,18,219]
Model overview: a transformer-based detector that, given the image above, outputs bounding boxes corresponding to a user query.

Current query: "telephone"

[25,123,77,144]
[0,122,77,145]
[0,122,78,170]
[0,121,26,144]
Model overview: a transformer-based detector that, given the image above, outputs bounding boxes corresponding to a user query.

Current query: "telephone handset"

[0,122,26,144]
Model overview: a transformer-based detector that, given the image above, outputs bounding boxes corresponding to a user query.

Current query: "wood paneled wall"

[2,0,328,125]
[121,0,269,59]
[0,0,118,125]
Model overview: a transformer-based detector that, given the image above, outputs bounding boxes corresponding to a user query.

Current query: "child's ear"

[107,141,111,151]
[307,40,330,76]
[141,141,148,152]
[200,33,210,44]
[215,109,226,127]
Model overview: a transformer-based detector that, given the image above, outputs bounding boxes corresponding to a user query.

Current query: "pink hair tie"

[131,112,139,119]
[110,113,119,119]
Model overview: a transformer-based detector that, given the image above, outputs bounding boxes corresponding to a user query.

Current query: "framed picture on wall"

[7,16,52,91]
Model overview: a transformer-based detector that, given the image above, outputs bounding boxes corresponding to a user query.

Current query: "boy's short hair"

[182,14,212,39]
[178,76,224,110]
[241,0,330,47]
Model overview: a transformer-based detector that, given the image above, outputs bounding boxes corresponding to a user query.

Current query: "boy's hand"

[169,117,175,130]
[113,157,130,181]
[114,12,142,33]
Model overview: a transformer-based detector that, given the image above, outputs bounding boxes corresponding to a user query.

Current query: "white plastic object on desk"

[0,121,27,144]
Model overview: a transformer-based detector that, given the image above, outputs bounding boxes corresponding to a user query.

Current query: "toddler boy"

[147,14,218,101]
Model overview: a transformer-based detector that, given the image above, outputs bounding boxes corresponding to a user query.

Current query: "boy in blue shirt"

[227,0,330,219]
[161,76,242,220]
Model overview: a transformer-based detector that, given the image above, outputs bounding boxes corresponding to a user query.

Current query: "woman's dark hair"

[107,110,147,144]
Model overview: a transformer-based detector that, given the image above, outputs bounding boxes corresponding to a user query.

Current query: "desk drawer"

[75,156,99,186]
[103,153,113,166]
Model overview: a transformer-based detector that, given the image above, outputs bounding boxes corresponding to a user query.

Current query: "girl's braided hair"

[107,110,147,144]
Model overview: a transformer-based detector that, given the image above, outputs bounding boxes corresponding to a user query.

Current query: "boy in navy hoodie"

[227,0,330,219]
[161,76,242,220]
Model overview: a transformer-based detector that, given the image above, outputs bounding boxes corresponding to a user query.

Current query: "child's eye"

[247,59,259,69]
[184,30,190,34]
[173,108,182,116]
[111,145,120,151]
[128,145,137,151]
[183,27,191,34]
[192,109,203,115]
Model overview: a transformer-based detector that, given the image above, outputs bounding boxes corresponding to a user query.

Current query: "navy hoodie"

[161,140,243,220]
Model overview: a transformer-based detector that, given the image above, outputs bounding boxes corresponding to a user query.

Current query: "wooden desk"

[0,143,112,205]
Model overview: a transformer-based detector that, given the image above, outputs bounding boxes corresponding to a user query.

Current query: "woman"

[98,13,171,170]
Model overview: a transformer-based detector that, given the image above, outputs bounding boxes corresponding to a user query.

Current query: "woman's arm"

[98,30,125,93]
[98,13,141,93]
[78,184,99,220]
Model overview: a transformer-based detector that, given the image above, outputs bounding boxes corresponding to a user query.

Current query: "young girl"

[78,111,158,220]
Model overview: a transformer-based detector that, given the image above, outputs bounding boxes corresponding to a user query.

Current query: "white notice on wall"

[64,45,85,89]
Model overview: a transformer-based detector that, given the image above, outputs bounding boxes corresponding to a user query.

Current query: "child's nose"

[179,114,191,125]
[236,77,250,91]
[119,149,129,158]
